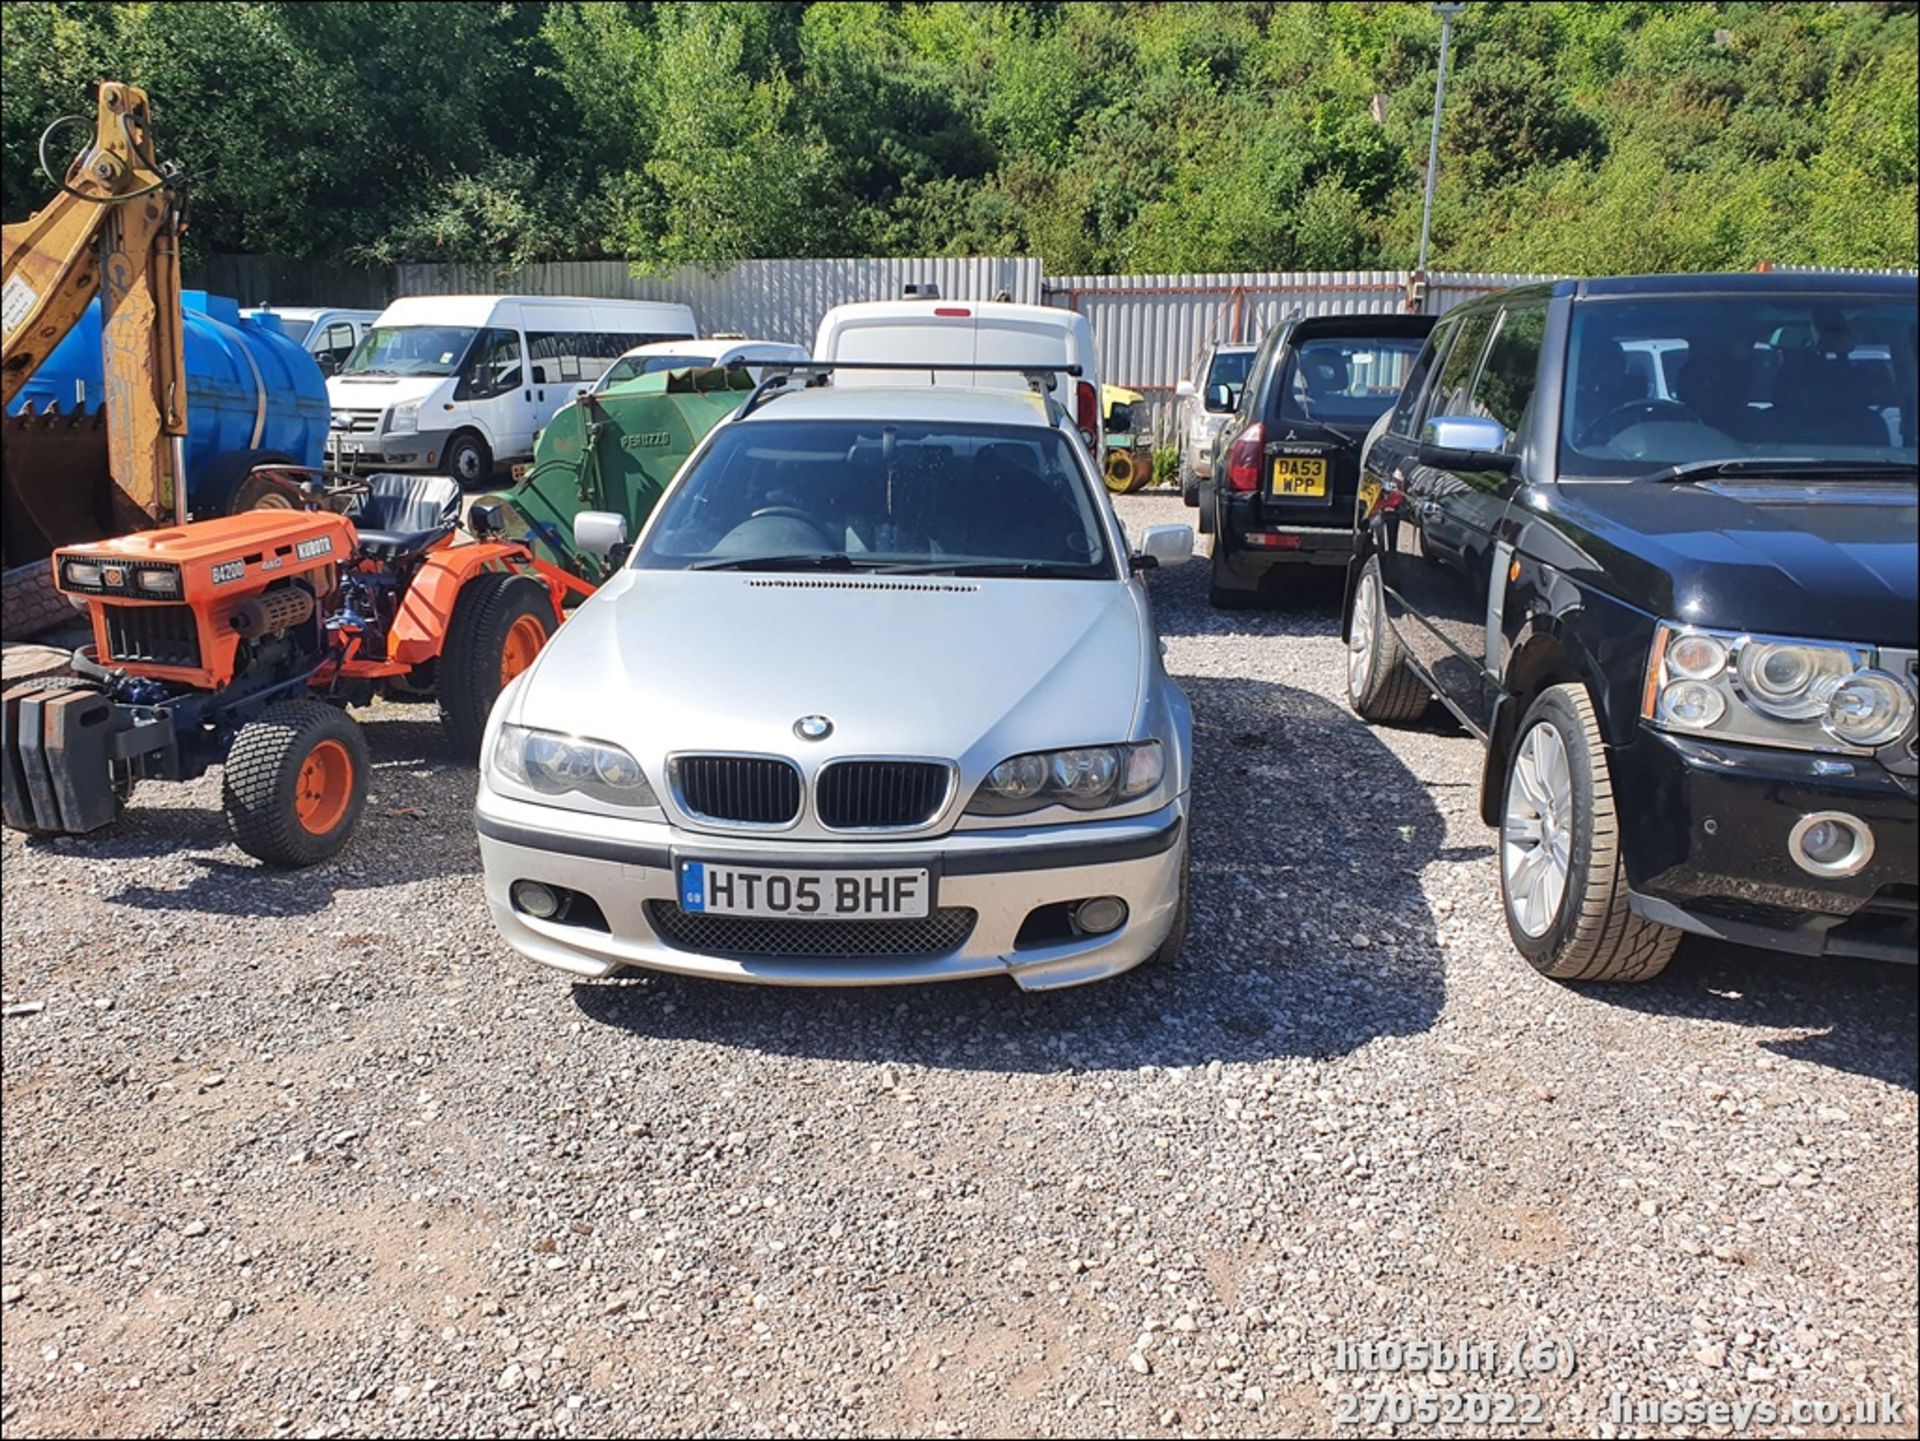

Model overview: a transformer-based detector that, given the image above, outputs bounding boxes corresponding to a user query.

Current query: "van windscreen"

[341,326,477,378]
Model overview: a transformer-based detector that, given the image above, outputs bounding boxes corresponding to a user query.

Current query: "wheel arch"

[388,545,556,668]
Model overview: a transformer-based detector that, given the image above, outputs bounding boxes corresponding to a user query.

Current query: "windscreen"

[339,325,477,378]
[636,419,1113,578]
[1560,294,1919,474]
[1278,336,1425,424]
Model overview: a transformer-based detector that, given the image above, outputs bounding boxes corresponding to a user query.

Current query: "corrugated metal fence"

[389,257,1043,346]
[1044,269,1560,397]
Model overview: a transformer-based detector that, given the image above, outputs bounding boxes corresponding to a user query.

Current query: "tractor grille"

[816,760,952,830]
[673,755,803,826]
[645,902,977,959]
[102,604,201,669]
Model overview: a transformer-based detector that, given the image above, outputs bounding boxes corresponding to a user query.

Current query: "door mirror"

[1132,524,1194,571]
[314,354,340,377]
[1174,378,1196,399]
[574,510,628,557]
[1417,415,1516,473]
[1204,382,1234,413]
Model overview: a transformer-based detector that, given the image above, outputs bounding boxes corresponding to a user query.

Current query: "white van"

[325,295,697,483]
[812,299,1104,453]
[242,306,383,375]
[590,336,811,394]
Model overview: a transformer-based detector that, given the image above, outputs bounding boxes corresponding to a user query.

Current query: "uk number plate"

[1270,456,1328,496]
[677,861,931,919]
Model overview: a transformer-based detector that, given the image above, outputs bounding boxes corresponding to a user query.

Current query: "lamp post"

[1413,2,1466,303]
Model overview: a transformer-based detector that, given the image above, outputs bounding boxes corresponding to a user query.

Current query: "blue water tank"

[7,290,329,508]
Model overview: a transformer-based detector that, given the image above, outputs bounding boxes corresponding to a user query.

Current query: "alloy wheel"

[1502,721,1574,937]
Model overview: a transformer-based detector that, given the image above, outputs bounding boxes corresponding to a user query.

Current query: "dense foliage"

[4,1,1914,273]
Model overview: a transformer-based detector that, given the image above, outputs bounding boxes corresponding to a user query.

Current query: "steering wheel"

[1579,398,1700,447]
[749,505,817,523]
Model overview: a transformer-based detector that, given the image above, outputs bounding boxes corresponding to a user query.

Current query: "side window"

[1427,311,1496,420]
[1388,323,1452,436]
[1467,304,1548,445]
[314,322,359,367]
[1246,329,1285,415]
[459,327,523,401]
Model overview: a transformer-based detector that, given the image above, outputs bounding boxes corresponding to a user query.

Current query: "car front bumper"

[475,788,1189,990]
[324,429,456,473]
[1620,728,1917,962]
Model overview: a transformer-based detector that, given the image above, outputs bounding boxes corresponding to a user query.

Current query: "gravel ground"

[3,492,1914,1439]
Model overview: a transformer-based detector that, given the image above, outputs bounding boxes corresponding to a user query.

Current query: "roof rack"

[738,360,1084,419]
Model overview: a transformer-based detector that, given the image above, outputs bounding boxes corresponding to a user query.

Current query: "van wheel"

[1500,684,1680,982]
[439,571,554,758]
[1345,556,1429,723]
[222,701,369,866]
[444,432,492,487]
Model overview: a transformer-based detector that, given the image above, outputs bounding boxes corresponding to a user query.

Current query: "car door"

[1392,303,1546,733]
[451,326,528,459]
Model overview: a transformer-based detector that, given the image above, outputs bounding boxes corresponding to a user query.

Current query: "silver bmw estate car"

[475,381,1196,990]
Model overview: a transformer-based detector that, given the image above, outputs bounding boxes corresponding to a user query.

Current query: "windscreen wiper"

[689,552,860,572]
[875,560,1094,578]
[1652,457,1918,483]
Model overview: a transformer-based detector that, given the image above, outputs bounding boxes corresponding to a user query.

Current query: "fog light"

[1073,896,1128,935]
[1787,812,1874,878]
[511,880,560,918]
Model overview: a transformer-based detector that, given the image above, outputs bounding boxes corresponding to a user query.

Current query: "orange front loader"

[2,471,594,865]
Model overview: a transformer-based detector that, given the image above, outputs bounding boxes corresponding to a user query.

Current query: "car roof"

[617,337,803,360]
[1448,271,1918,314]
[735,384,1054,429]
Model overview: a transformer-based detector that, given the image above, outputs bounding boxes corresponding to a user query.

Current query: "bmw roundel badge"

[794,715,833,741]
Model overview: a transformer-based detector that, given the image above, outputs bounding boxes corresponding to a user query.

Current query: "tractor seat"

[349,472,463,559]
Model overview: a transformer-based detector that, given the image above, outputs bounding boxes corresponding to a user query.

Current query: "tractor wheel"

[196,448,297,518]
[222,701,369,867]
[438,571,555,758]
[1,562,73,641]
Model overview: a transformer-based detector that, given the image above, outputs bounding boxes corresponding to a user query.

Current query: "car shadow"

[572,674,1450,1072]
[1575,937,1918,1091]
[92,713,481,917]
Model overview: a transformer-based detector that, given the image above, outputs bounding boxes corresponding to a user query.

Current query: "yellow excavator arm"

[1,82,188,541]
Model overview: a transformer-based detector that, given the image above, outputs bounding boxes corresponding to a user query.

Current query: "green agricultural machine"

[480,367,753,583]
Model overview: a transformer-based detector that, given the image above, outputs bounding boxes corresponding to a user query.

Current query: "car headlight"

[1644,623,1915,753]
[387,400,420,435]
[491,724,658,806]
[967,741,1164,815]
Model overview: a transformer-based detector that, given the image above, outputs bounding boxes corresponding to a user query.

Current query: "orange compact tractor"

[2,470,593,865]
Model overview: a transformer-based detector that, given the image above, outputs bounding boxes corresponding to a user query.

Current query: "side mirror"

[1204,382,1233,413]
[1174,378,1196,399]
[315,354,340,377]
[574,510,628,557]
[1132,524,1195,572]
[468,501,505,537]
[1417,415,1517,473]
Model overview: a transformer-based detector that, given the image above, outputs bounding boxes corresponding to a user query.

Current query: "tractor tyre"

[438,571,555,759]
[196,448,297,518]
[3,562,74,641]
[222,701,370,867]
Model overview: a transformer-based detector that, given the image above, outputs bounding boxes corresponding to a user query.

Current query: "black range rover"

[1202,313,1434,607]
[1345,272,1917,981]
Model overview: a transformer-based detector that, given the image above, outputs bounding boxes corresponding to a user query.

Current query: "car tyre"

[1499,683,1680,983]
[1179,459,1198,507]
[223,700,369,866]
[444,430,493,487]
[439,571,555,758]
[1345,556,1429,723]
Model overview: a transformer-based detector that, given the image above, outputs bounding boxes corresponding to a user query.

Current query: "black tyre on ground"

[194,448,297,518]
[1344,555,1430,723]
[443,431,493,487]
[1179,459,1198,507]
[1498,682,1680,983]
[222,700,370,867]
[438,571,555,758]
[1,562,73,641]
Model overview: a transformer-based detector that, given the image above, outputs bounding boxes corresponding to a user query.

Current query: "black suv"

[1345,272,1917,981]
[1201,313,1434,607]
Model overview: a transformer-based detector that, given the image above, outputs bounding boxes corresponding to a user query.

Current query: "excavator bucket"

[0,402,116,569]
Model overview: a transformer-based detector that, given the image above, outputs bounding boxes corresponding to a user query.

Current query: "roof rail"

[737,360,1085,419]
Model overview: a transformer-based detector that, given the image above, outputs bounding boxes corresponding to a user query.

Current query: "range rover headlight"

[968,741,1163,815]
[1645,624,1914,754]
[492,724,658,807]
